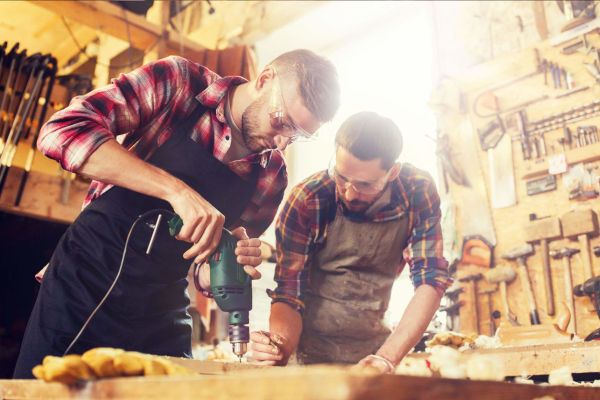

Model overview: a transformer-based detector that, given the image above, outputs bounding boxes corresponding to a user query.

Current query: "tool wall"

[434,30,600,344]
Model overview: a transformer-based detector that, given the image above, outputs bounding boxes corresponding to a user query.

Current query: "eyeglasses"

[327,158,389,195]
[269,67,316,143]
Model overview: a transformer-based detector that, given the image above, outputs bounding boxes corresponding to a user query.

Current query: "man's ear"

[255,66,275,91]
[387,163,401,181]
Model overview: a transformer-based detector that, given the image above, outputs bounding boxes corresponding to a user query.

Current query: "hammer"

[550,247,579,334]
[525,216,561,316]
[459,273,483,334]
[501,244,540,325]
[485,265,519,326]
[479,286,498,336]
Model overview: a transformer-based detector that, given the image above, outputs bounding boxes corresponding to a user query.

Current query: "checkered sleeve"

[404,171,453,295]
[37,56,188,172]
[268,181,316,314]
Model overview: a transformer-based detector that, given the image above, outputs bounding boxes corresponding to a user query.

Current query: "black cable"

[61,16,162,71]
[62,208,176,356]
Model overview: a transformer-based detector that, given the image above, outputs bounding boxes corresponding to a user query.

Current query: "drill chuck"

[229,324,249,357]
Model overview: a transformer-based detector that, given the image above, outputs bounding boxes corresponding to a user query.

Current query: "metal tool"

[457,119,497,247]
[501,244,540,325]
[169,217,251,362]
[459,273,483,334]
[479,286,498,336]
[573,276,600,319]
[526,175,557,196]
[561,209,598,282]
[485,265,519,326]
[524,216,561,316]
[550,247,579,334]
[461,235,493,268]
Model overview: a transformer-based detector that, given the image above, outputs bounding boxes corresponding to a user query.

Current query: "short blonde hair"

[269,49,340,123]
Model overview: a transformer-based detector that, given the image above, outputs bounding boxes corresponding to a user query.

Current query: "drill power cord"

[62,208,176,356]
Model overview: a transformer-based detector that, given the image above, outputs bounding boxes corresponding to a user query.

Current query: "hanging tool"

[457,119,497,248]
[524,216,561,316]
[561,209,598,282]
[15,56,58,206]
[0,44,26,151]
[485,265,519,326]
[0,54,49,195]
[501,244,540,325]
[573,276,600,319]
[461,235,494,268]
[550,247,580,334]
[168,218,252,362]
[458,273,483,334]
[479,286,498,336]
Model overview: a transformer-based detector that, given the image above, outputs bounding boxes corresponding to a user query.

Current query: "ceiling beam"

[28,0,205,55]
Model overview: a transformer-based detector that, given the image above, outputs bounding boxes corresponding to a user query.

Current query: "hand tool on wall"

[526,175,557,196]
[501,244,540,325]
[573,276,600,319]
[15,56,57,206]
[458,273,483,334]
[550,247,579,334]
[479,286,498,336]
[0,54,49,196]
[439,300,463,331]
[0,45,26,151]
[485,265,519,326]
[457,119,497,248]
[524,216,561,316]
[435,133,469,192]
[561,209,598,281]
[461,235,493,268]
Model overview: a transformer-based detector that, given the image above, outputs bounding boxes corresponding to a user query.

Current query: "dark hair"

[268,49,340,123]
[335,111,403,170]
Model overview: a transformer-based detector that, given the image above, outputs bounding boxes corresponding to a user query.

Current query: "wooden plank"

[28,1,205,55]
[408,341,600,377]
[2,366,600,400]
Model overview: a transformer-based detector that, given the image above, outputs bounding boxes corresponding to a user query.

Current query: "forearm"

[269,301,303,364]
[78,139,186,203]
[376,284,442,365]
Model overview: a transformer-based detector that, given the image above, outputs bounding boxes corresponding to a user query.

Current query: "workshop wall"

[436,26,600,342]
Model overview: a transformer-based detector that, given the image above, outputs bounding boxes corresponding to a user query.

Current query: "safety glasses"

[327,157,389,195]
[269,67,317,143]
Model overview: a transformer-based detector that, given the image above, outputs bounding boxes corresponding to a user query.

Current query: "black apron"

[13,107,257,378]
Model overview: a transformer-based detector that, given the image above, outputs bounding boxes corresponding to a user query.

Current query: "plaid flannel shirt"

[269,164,452,314]
[37,56,288,292]
[38,55,287,237]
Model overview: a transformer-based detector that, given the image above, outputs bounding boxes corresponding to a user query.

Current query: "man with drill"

[250,112,452,373]
[13,49,340,378]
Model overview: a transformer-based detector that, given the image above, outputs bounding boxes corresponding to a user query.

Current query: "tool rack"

[435,31,600,343]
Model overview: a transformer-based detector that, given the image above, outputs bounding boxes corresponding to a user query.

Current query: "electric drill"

[168,217,252,361]
[573,276,600,319]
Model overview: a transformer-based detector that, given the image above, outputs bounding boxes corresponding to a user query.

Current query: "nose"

[274,135,292,151]
[342,183,360,202]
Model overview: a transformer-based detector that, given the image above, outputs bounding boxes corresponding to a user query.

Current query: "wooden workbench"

[0,366,600,400]
[407,341,600,376]
[2,365,600,400]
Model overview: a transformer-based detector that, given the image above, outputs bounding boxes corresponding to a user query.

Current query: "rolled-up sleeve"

[37,56,187,171]
[404,174,453,295]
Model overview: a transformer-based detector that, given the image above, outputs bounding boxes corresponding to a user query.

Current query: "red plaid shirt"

[37,56,287,237]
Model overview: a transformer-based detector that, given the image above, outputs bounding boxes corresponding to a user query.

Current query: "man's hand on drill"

[166,183,226,265]
[196,226,262,291]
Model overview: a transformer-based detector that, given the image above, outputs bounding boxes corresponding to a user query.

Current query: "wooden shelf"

[520,141,600,180]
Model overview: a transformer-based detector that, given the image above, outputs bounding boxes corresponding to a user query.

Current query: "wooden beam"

[28,0,205,55]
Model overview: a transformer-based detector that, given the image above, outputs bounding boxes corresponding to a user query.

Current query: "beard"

[241,93,274,153]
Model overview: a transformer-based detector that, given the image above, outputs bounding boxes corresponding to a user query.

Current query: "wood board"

[2,365,600,400]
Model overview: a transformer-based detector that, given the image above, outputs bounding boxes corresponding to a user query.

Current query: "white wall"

[254,1,440,328]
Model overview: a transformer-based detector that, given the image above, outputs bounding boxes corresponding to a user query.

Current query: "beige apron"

[297,187,409,364]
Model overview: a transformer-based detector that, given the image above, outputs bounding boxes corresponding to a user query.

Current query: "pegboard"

[434,30,600,340]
